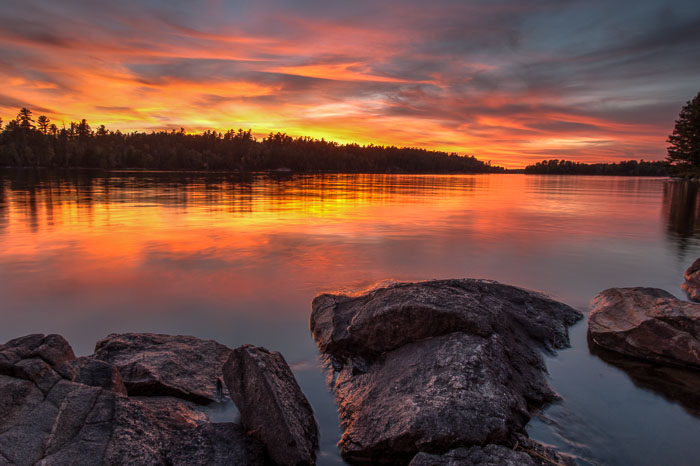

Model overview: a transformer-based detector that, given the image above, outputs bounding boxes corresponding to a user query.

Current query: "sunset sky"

[1,0,699,168]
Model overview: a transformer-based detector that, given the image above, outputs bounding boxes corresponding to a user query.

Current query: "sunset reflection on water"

[1,170,700,465]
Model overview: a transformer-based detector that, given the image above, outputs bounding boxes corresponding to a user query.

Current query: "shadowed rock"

[93,333,233,404]
[224,344,319,466]
[683,258,700,302]
[311,279,582,464]
[589,287,700,369]
[0,334,268,465]
[55,356,128,394]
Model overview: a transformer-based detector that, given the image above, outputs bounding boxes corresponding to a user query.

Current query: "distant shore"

[0,165,673,177]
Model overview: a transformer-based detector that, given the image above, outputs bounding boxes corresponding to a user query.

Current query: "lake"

[1,170,699,465]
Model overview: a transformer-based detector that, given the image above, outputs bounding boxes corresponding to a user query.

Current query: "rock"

[409,445,535,466]
[0,334,75,372]
[311,279,581,360]
[93,333,233,403]
[0,334,267,465]
[223,344,319,466]
[682,257,700,302]
[589,287,700,368]
[104,396,266,465]
[310,279,582,464]
[55,356,128,395]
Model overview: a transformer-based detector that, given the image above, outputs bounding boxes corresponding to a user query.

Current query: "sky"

[1,0,699,168]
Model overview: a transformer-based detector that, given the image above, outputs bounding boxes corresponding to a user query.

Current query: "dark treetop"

[667,89,700,174]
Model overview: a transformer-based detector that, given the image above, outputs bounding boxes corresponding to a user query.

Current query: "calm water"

[2,170,700,465]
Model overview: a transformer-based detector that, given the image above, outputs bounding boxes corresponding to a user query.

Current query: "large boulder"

[589,287,700,368]
[93,333,233,403]
[682,257,700,302]
[310,279,582,464]
[0,334,267,465]
[223,344,319,466]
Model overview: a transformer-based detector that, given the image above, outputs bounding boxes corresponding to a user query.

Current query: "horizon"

[2,1,699,168]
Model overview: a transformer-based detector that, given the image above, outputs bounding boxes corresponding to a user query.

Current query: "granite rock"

[224,344,319,466]
[311,279,582,464]
[589,287,700,368]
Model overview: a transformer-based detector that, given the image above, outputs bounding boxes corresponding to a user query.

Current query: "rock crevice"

[0,333,318,465]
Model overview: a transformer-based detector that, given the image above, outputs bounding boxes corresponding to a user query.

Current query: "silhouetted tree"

[77,119,91,139]
[17,108,34,130]
[524,159,669,176]
[0,107,505,173]
[37,115,50,134]
[668,90,700,172]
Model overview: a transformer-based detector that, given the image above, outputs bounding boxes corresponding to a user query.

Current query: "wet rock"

[408,445,535,466]
[589,287,700,368]
[223,344,319,466]
[311,279,582,464]
[512,434,577,466]
[93,333,233,403]
[682,257,700,302]
[0,334,267,466]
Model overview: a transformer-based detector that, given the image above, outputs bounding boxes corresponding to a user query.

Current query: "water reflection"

[663,179,700,254]
[1,169,700,465]
[588,334,700,418]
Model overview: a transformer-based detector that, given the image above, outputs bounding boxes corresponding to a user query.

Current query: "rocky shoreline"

[4,269,699,465]
[0,333,317,465]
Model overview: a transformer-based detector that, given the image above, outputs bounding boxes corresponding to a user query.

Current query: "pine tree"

[37,115,50,134]
[667,90,700,170]
[16,108,34,130]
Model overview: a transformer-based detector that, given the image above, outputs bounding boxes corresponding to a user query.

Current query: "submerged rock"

[589,287,700,369]
[0,333,278,465]
[224,344,319,466]
[93,333,233,403]
[682,258,700,302]
[310,279,582,464]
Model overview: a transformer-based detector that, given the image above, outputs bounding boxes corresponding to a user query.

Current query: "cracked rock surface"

[311,279,582,465]
[0,333,268,465]
[224,344,319,466]
[93,333,233,404]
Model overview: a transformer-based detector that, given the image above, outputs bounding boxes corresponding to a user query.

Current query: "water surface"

[1,170,699,465]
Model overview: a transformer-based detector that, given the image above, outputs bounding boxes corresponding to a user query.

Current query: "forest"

[0,108,503,174]
[523,159,669,176]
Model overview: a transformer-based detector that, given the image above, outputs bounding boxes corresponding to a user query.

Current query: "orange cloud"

[0,0,697,168]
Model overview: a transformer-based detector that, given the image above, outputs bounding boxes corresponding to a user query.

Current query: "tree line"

[523,159,670,176]
[0,108,503,173]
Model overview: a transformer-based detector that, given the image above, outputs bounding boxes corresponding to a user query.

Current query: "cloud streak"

[0,0,698,167]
